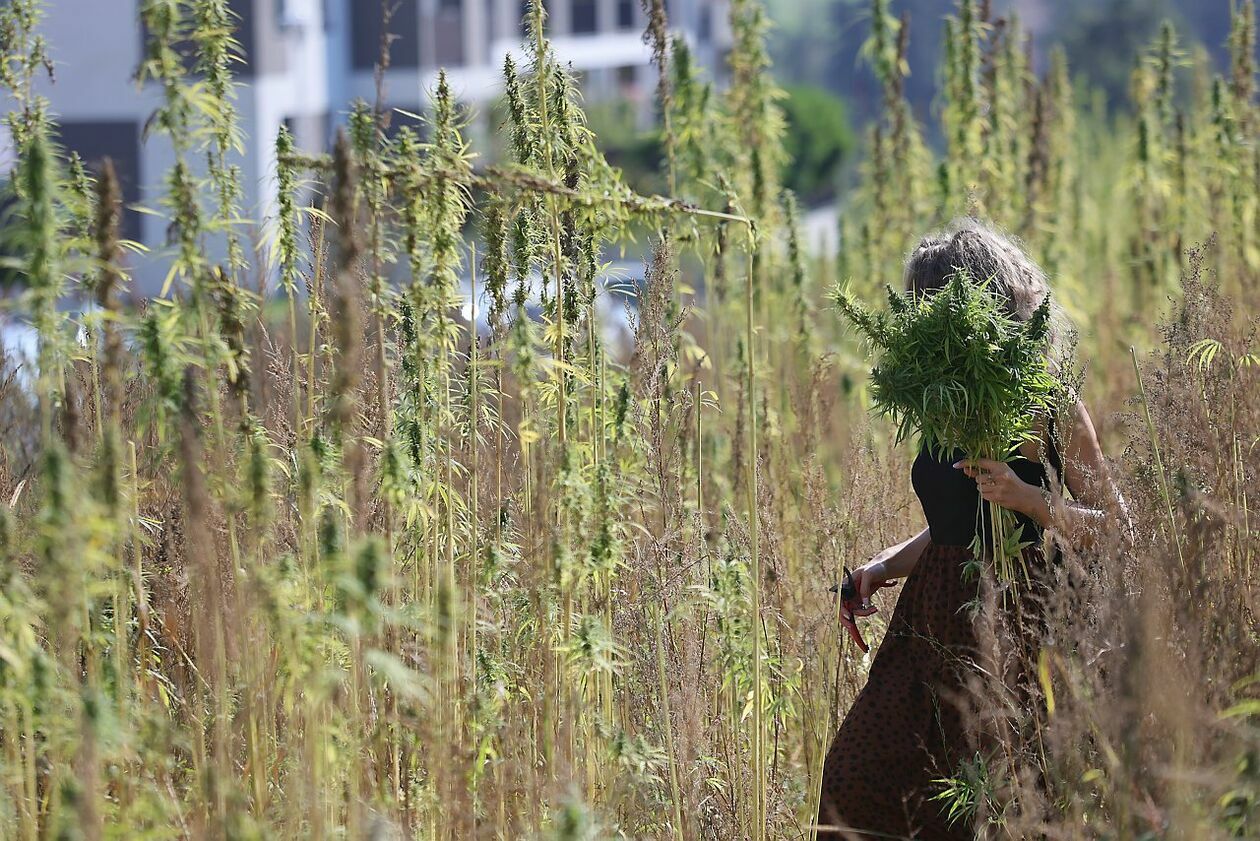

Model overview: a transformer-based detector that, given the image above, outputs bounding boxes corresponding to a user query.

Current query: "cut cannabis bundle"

[832,272,1060,580]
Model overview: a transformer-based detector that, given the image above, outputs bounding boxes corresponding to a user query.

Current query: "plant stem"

[1130,347,1185,571]
[655,604,686,841]
[744,226,765,841]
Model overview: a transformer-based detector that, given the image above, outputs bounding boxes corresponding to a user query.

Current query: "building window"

[572,0,596,33]
[282,112,334,154]
[616,0,635,29]
[434,3,465,65]
[352,0,419,70]
[56,121,143,242]
[225,0,254,76]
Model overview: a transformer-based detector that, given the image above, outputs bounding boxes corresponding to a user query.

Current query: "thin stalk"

[307,206,328,429]
[600,346,614,731]
[696,379,704,568]
[22,697,35,841]
[1130,347,1185,570]
[279,151,756,227]
[1227,366,1251,578]
[529,7,575,776]
[287,260,301,435]
[744,228,764,841]
[655,605,686,841]
[529,7,567,448]
[441,283,458,835]
[468,242,481,836]
[129,441,151,701]
[3,701,24,841]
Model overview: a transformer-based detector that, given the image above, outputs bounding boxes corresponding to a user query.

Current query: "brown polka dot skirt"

[816,541,1034,840]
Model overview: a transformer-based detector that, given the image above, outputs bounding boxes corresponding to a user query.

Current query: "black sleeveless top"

[910,431,1064,548]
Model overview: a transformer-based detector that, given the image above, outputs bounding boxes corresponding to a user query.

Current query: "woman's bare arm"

[841,527,930,651]
[960,400,1131,552]
[1021,400,1131,551]
[871,527,930,579]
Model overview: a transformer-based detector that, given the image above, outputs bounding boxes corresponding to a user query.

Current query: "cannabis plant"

[832,272,1059,580]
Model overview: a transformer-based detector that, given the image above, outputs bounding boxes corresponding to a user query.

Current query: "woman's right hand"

[839,560,899,653]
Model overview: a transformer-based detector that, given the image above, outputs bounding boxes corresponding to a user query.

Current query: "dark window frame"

[55,120,143,243]
[571,0,597,34]
[352,0,420,70]
[616,0,635,30]
[433,2,465,65]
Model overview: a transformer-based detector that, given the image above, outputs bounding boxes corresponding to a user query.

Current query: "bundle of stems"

[832,272,1060,582]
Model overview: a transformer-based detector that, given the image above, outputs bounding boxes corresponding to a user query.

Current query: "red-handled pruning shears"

[831,566,871,653]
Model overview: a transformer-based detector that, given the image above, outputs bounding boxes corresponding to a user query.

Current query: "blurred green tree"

[764,0,1240,132]
[779,84,856,202]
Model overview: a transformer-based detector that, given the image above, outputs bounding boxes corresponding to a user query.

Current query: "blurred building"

[26,0,731,292]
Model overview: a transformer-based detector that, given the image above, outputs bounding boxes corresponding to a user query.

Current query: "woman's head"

[904,217,1053,325]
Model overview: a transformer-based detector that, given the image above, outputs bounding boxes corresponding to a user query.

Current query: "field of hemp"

[0,0,1255,838]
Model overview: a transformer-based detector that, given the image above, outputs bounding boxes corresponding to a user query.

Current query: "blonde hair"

[903,217,1064,335]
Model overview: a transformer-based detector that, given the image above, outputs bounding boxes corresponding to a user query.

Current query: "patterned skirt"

[815,540,1050,840]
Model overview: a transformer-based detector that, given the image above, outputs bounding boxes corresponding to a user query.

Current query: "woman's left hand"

[954,458,1039,515]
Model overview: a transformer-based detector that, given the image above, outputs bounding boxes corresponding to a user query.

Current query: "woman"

[816,219,1124,839]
